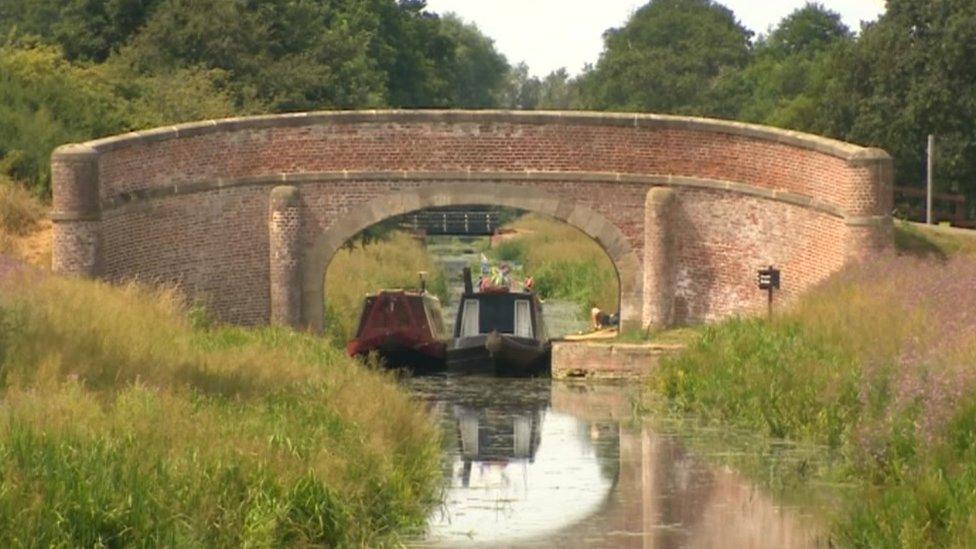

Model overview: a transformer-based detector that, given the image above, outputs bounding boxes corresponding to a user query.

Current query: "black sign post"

[757,266,781,319]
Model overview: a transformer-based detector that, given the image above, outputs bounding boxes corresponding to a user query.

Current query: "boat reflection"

[410,377,825,548]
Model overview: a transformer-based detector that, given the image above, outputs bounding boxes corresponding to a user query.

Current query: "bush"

[0,276,441,545]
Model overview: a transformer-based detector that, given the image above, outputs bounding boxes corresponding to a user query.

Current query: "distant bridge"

[400,206,504,236]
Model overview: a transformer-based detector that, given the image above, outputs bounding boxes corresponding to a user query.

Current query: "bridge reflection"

[410,378,824,548]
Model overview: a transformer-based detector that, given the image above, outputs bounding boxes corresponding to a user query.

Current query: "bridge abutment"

[269,186,303,328]
[643,187,676,330]
[51,145,101,277]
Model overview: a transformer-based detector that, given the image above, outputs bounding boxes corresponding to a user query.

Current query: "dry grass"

[325,231,447,345]
[0,275,442,545]
[0,178,50,267]
[0,177,44,235]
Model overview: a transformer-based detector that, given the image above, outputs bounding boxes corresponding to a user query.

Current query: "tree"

[833,0,976,204]
[0,0,161,61]
[437,14,510,108]
[717,3,853,129]
[577,0,752,114]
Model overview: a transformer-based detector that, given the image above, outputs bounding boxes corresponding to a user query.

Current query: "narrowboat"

[447,268,551,376]
[346,287,449,372]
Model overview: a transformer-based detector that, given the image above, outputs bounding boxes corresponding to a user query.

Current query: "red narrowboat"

[346,289,450,372]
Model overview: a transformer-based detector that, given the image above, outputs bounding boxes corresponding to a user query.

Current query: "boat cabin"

[355,291,449,341]
[453,291,547,340]
[347,290,450,371]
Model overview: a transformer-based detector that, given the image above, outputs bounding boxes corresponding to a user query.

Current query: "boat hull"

[348,333,446,373]
[447,333,550,377]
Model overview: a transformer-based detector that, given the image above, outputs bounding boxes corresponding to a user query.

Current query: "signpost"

[927,134,935,225]
[757,266,781,319]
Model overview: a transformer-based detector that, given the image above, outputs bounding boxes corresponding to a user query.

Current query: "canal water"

[411,236,827,547]
[406,377,827,548]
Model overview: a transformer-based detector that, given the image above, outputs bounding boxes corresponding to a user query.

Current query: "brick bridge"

[51,110,893,333]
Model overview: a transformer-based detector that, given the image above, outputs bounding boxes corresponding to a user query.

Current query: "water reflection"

[408,377,826,548]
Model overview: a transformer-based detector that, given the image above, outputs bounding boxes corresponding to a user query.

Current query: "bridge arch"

[50,110,894,334]
[303,183,640,333]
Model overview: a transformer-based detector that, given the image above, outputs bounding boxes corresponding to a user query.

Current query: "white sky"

[425,0,887,77]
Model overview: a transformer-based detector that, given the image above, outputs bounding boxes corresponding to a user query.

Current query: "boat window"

[460,299,480,337]
[478,298,515,334]
[514,299,533,338]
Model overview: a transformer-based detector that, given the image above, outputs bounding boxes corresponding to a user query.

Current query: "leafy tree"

[764,2,852,56]
[0,0,161,61]
[437,15,509,108]
[717,4,853,129]
[828,0,976,204]
[0,44,126,192]
[500,62,542,109]
[537,68,581,110]
[578,0,752,114]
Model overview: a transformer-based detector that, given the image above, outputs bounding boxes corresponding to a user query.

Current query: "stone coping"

[52,109,889,164]
[76,170,852,221]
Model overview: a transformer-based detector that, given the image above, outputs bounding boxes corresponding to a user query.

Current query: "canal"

[403,236,828,547]
[406,377,826,548]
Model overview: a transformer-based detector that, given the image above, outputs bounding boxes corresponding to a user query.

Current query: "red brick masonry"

[50,111,893,332]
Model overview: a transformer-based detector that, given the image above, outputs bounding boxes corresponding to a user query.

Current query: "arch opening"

[304,183,641,335]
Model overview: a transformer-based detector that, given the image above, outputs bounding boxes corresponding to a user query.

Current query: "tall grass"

[325,231,448,345]
[0,275,442,546]
[491,214,618,313]
[648,254,976,546]
[0,177,44,236]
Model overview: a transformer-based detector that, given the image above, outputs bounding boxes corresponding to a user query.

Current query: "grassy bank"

[0,275,441,546]
[325,231,448,346]
[491,214,618,314]
[647,226,976,546]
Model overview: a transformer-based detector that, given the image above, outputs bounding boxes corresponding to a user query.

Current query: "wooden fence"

[893,186,976,228]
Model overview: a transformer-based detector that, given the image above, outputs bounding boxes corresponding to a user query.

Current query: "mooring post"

[269,186,302,328]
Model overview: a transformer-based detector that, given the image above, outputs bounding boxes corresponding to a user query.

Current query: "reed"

[325,231,448,346]
[492,214,618,313]
[0,275,442,546]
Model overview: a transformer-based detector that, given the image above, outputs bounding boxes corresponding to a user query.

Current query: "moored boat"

[347,287,449,372]
[447,268,551,377]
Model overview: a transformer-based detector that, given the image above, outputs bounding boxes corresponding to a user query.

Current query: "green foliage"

[0,44,128,192]
[834,0,976,207]
[0,1,511,196]
[0,276,442,545]
[577,0,752,114]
